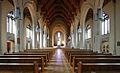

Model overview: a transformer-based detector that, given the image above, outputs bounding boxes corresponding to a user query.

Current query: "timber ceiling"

[7,0,112,27]
[36,0,84,27]
[8,0,14,6]
[23,7,32,21]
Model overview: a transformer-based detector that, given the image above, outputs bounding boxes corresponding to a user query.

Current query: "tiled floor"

[43,49,73,73]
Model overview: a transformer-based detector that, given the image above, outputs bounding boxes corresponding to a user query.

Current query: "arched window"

[7,11,16,34]
[26,24,32,39]
[101,12,110,35]
[86,25,91,39]
[57,32,61,45]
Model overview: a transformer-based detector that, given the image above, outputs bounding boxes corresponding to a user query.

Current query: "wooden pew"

[24,48,55,58]
[0,55,48,66]
[0,62,39,73]
[24,49,54,56]
[0,57,44,72]
[5,52,51,62]
[70,55,118,65]
[73,58,120,71]
[63,49,94,60]
[4,48,55,65]
[78,62,120,73]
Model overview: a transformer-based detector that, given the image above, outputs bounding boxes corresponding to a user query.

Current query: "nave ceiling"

[36,0,83,27]
[7,0,111,34]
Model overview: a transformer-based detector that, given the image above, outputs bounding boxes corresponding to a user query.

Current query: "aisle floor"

[43,49,73,73]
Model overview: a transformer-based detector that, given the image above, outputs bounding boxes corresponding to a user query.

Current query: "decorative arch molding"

[24,17,32,26]
[52,25,67,47]
[78,1,94,48]
[23,2,37,25]
[23,1,37,48]
[80,2,94,26]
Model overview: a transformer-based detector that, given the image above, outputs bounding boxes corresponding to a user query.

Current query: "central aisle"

[44,49,73,73]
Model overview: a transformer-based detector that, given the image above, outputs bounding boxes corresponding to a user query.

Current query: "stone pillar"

[78,32,81,48]
[73,29,76,48]
[0,0,7,54]
[19,18,24,51]
[43,25,47,48]
[20,11,25,51]
[46,34,49,47]
[37,32,40,48]
[14,17,20,52]
[75,26,78,48]
[14,6,21,52]
[0,1,2,54]
[40,27,43,48]
[79,27,83,49]
[43,33,47,47]
[82,24,86,49]
[71,31,75,48]
[32,24,37,49]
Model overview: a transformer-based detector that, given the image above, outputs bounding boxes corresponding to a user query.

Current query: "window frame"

[7,11,15,34]
[101,12,110,35]
[86,25,91,39]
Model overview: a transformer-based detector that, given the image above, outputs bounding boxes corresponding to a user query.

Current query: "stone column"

[75,26,78,48]
[46,33,49,47]
[82,24,86,49]
[19,18,24,51]
[43,33,47,47]
[40,27,43,48]
[79,26,83,49]
[14,17,20,52]
[17,0,24,52]
[32,24,37,49]
[37,32,40,48]
[0,1,2,54]
[14,6,21,52]
[43,25,47,48]
[73,29,76,48]
[78,32,81,48]
[71,31,75,48]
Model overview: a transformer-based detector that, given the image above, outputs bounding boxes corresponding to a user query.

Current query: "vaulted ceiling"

[36,0,84,27]
[8,0,112,28]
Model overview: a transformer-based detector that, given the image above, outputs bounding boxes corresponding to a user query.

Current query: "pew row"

[0,55,47,66]
[73,58,120,71]
[78,62,120,73]
[0,57,44,72]
[0,62,39,73]
[5,52,51,62]
[70,55,119,66]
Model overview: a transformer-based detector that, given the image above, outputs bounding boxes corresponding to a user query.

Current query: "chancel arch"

[51,23,67,48]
